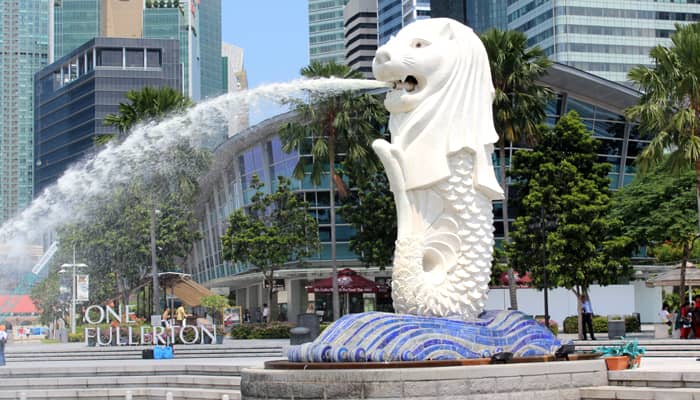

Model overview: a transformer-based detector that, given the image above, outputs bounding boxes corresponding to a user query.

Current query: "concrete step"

[0,363,245,378]
[0,387,241,400]
[607,368,700,387]
[574,339,700,357]
[0,374,241,391]
[581,385,700,399]
[5,351,282,362]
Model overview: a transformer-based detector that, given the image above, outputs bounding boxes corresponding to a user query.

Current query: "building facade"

[377,0,431,45]
[184,63,647,323]
[50,0,223,101]
[507,0,700,83]
[0,0,48,224]
[344,0,378,78]
[309,0,348,64]
[466,0,507,33]
[34,38,181,195]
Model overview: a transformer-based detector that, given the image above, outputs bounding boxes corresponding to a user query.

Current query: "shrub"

[229,322,295,339]
[563,314,641,334]
[68,332,84,343]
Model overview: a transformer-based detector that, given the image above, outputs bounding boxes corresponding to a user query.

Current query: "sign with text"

[83,304,216,346]
[76,274,89,301]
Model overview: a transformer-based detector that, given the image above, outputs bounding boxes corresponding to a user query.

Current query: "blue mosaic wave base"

[287,310,561,362]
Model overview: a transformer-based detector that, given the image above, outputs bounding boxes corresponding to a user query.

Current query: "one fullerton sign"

[83,304,216,346]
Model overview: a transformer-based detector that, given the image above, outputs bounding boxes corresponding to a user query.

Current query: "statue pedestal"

[287,310,561,363]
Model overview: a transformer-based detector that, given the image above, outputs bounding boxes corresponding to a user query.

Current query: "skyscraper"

[0,0,48,223]
[50,0,223,101]
[507,1,700,83]
[344,0,378,78]
[377,0,431,45]
[309,0,348,64]
[199,0,224,99]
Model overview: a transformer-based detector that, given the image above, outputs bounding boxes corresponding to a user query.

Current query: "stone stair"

[574,339,700,358]
[4,343,284,362]
[0,362,244,399]
[581,366,700,399]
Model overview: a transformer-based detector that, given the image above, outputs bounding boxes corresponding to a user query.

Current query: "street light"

[60,262,87,335]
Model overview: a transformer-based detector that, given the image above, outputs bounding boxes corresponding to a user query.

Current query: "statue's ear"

[438,22,455,40]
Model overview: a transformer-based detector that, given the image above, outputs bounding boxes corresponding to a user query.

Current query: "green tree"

[610,165,699,303]
[101,86,192,143]
[91,86,206,314]
[279,60,387,320]
[507,111,633,338]
[339,171,396,268]
[481,29,553,310]
[626,22,700,230]
[221,175,319,321]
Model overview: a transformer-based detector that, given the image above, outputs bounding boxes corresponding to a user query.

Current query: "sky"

[221,2,309,89]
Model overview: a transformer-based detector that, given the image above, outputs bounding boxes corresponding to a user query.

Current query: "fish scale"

[391,150,495,320]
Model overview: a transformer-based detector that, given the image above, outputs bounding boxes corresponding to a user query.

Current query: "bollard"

[222,395,230,400]
[19,393,27,400]
[125,390,133,400]
[166,392,173,400]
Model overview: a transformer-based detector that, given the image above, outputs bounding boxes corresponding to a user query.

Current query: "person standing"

[0,325,7,366]
[581,295,596,340]
[175,304,187,325]
[262,304,270,324]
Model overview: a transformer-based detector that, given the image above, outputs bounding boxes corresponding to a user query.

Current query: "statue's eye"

[411,39,431,48]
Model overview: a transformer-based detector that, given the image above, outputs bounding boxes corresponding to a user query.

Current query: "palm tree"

[101,86,192,144]
[101,85,196,315]
[626,22,700,304]
[481,29,552,310]
[280,61,387,320]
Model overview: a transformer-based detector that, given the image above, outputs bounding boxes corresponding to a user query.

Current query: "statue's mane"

[390,18,503,200]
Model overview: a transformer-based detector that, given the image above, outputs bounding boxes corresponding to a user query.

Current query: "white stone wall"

[485,283,662,324]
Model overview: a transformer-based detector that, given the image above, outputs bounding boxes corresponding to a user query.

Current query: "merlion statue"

[372,18,503,320]
[286,19,562,363]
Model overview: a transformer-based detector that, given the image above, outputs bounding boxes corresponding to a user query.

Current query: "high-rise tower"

[309,0,348,64]
[0,0,48,223]
[507,1,700,83]
[377,0,431,45]
[344,0,378,78]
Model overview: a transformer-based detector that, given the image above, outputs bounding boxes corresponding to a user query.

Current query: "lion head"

[371,18,503,200]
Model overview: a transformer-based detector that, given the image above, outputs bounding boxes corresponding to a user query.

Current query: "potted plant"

[595,338,645,370]
[200,294,230,344]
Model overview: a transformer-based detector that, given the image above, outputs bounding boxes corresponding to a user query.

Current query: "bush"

[68,332,84,342]
[562,314,641,334]
[229,322,294,339]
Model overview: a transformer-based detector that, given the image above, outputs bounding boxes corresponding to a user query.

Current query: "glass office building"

[466,0,507,32]
[0,0,48,223]
[198,0,223,99]
[309,0,348,64]
[34,38,181,194]
[184,62,646,322]
[52,0,101,61]
[507,0,700,83]
[377,0,431,45]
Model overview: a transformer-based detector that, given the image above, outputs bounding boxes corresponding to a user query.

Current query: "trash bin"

[289,327,311,345]
[608,316,626,339]
[297,313,321,341]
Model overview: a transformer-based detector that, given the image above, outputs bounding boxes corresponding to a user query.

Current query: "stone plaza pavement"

[2,338,700,399]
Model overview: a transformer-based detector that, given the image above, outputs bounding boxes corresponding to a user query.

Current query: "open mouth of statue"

[392,75,418,92]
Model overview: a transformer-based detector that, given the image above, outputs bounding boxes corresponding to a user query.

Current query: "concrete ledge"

[581,385,700,399]
[0,387,241,400]
[241,360,607,399]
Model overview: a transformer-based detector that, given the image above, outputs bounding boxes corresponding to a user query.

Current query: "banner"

[59,273,71,303]
[76,274,89,302]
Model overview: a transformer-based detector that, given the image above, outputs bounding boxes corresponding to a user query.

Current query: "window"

[125,48,144,68]
[96,48,122,67]
[146,49,161,67]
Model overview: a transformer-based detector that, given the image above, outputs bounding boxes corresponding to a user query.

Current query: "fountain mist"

[0,78,391,248]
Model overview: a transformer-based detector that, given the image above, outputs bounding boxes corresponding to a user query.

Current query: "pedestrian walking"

[0,325,8,366]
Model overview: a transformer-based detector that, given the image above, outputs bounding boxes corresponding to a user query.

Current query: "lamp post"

[60,262,87,335]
